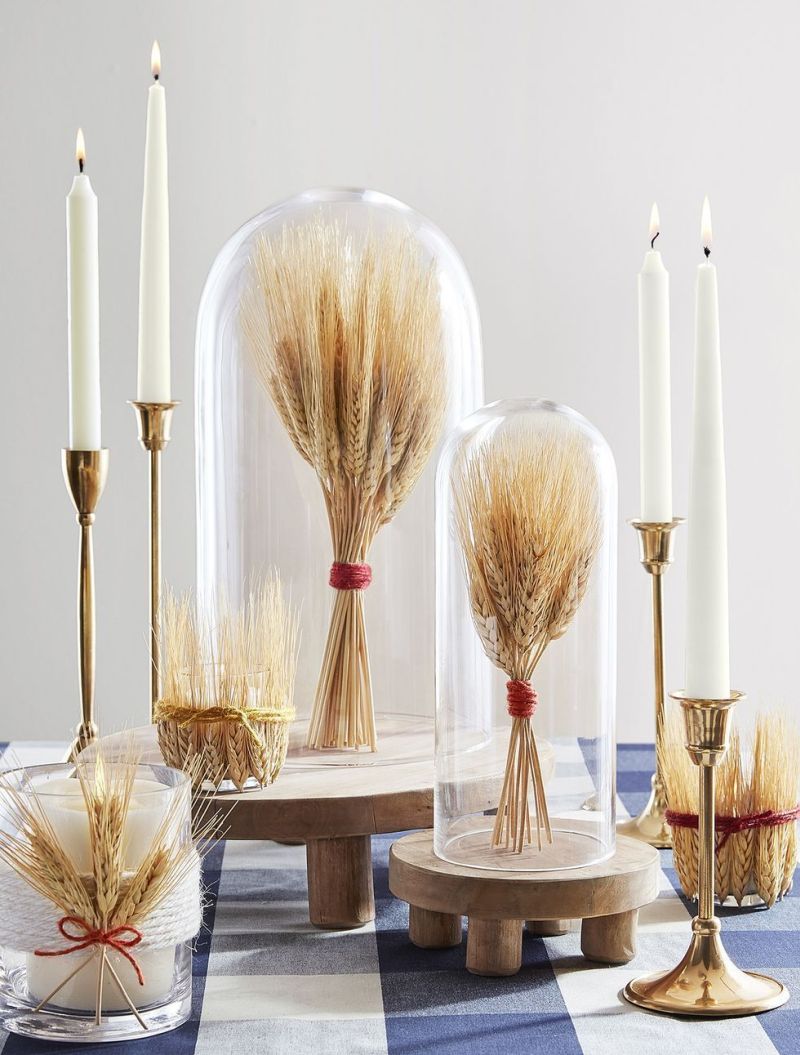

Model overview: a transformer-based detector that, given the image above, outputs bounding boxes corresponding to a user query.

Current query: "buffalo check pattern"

[0,740,796,1055]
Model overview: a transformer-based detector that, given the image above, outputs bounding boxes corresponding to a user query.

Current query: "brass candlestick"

[130,400,178,719]
[618,518,683,848]
[62,449,109,761]
[624,690,789,1016]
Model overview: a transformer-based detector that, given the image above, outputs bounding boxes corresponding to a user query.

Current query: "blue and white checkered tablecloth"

[0,740,797,1055]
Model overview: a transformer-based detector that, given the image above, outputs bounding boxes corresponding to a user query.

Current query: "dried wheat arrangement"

[0,749,217,1026]
[453,421,602,853]
[241,221,446,751]
[664,711,800,906]
[155,575,299,790]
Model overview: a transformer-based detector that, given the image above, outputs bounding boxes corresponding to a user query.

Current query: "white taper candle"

[66,129,101,450]
[638,203,672,522]
[137,41,171,402]
[684,197,730,699]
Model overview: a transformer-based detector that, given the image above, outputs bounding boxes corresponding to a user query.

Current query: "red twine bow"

[506,680,538,719]
[329,562,372,590]
[665,806,800,850]
[35,916,145,986]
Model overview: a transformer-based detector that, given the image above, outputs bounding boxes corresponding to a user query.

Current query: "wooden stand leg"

[580,909,639,964]
[306,835,374,929]
[409,905,462,948]
[526,919,570,936]
[466,918,523,976]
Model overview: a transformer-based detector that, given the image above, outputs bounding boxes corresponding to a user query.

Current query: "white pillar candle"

[25,773,178,1011]
[684,197,730,699]
[638,203,672,522]
[137,41,171,402]
[66,129,101,450]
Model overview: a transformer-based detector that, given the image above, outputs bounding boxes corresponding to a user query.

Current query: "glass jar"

[195,188,483,752]
[0,763,196,1041]
[434,399,617,871]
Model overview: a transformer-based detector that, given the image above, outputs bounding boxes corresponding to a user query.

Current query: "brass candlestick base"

[62,449,109,762]
[129,400,179,721]
[623,690,788,1017]
[617,518,683,849]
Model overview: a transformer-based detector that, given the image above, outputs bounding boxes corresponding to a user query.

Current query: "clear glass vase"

[434,398,618,871]
[195,187,484,754]
[0,763,195,1041]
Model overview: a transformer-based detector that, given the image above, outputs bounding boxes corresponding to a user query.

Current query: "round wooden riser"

[389,830,660,976]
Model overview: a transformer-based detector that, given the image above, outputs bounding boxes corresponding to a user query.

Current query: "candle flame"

[151,40,161,79]
[649,202,660,248]
[701,195,712,256]
[75,128,86,172]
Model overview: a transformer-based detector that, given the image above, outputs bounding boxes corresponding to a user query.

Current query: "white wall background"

[0,0,793,742]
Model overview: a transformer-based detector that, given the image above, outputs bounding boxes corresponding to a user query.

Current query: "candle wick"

[153,72,159,82]
[78,157,84,174]
[704,246,711,259]
[650,231,660,250]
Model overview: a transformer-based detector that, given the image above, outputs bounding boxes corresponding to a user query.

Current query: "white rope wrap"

[0,852,202,952]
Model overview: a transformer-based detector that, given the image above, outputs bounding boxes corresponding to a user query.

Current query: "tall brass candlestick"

[624,690,788,1016]
[619,519,683,847]
[130,400,178,719]
[62,449,109,761]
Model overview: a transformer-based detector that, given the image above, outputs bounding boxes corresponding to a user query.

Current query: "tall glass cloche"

[435,399,617,870]
[195,189,483,752]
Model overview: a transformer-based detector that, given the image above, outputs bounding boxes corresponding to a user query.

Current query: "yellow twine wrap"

[155,702,295,747]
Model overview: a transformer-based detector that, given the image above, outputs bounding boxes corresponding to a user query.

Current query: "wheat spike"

[453,416,602,853]
[241,220,447,750]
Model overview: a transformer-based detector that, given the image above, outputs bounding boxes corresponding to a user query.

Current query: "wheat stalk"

[241,220,447,750]
[453,416,602,853]
[156,573,299,790]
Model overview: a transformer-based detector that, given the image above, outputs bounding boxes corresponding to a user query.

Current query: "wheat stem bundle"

[156,574,299,790]
[241,221,446,750]
[454,420,602,853]
[663,711,800,906]
[0,748,220,1025]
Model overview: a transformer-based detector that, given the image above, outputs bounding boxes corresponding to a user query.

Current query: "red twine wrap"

[665,806,800,850]
[329,562,372,590]
[34,916,145,986]
[506,680,538,719]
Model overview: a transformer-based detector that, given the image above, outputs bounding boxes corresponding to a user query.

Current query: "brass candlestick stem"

[618,518,683,848]
[130,400,178,720]
[624,690,788,1016]
[62,449,109,761]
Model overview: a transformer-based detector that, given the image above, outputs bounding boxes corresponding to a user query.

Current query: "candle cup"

[129,401,179,721]
[0,762,195,1041]
[623,690,789,1016]
[62,450,109,762]
[618,518,683,848]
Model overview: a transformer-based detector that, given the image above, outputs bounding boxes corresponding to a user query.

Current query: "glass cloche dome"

[434,399,617,870]
[195,188,483,753]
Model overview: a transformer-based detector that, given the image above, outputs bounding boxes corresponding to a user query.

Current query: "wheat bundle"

[663,712,800,906]
[156,575,299,790]
[241,220,446,750]
[453,419,602,853]
[0,749,218,1026]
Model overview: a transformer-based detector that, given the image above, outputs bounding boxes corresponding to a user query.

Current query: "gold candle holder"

[624,690,788,1016]
[618,518,683,847]
[129,400,179,720]
[62,449,109,761]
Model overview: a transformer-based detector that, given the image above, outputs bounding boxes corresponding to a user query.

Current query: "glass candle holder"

[434,399,618,871]
[0,763,196,1042]
[195,188,484,750]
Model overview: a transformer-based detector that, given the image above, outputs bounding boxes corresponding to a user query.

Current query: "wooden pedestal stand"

[213,717,438,929]
[389,830,660,975]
